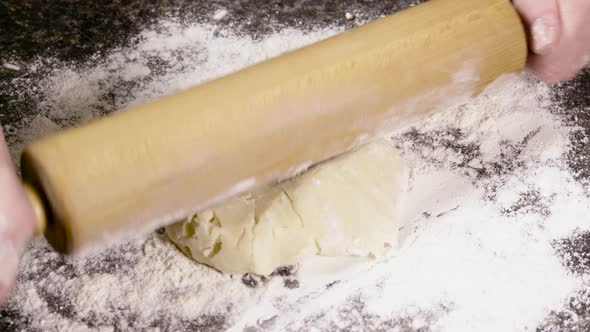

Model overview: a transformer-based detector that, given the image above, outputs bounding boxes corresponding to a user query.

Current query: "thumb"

[513,0,561,55]
[0,127,35,304]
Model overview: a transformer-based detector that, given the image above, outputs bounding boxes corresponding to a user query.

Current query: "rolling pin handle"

[22,182,47,236]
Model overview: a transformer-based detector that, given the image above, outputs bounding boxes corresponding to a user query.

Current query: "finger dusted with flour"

[514,0,590,82]
[0,127,36,304]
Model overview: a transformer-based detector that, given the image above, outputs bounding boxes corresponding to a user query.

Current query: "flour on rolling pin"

[17,0,526,255]
[68,57,479,258]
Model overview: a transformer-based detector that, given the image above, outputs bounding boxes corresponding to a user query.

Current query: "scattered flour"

[2,18,589,332]
[213,9,229,21]
[2,63,20,71]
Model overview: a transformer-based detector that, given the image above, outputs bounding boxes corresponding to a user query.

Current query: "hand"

[0,127,35,304]
[513,0,590,83]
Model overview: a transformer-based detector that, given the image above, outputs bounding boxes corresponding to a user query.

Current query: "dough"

[166,140,408,275]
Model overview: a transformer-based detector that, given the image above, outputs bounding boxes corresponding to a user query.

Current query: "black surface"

[0,0,423,62]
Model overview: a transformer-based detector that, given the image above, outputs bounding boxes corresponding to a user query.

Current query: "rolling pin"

[21,0,527,254]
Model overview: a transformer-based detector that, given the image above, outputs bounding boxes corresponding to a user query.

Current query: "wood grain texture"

[21,0,527,253]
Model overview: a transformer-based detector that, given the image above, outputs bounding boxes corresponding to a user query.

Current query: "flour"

[213,9,229,20]
[531,18,557,54]
[2,63,20,71]
[2,17,590,332]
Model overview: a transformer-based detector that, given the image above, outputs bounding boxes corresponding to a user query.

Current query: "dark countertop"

[0,1,589,331]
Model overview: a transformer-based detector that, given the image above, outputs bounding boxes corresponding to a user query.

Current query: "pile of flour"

[2,18,590,332]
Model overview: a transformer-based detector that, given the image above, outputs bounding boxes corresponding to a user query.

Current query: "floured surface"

[1,13,590,332]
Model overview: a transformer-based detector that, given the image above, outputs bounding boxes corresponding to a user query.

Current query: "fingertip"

[512,0,562,55]
[526,55,579,83]
[0,130,36,242]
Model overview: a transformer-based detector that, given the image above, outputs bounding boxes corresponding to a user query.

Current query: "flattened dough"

[166,140,408,275]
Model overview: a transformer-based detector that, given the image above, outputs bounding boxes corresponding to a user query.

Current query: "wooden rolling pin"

[21,0,527,254]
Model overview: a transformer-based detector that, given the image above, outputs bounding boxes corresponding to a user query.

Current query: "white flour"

[2,18,590,332]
